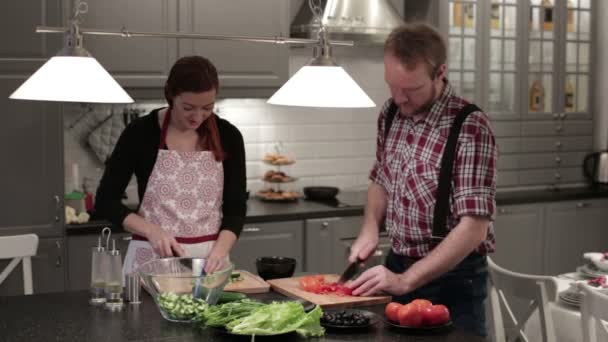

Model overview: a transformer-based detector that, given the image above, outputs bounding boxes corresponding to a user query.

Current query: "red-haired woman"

[96,56,246,274]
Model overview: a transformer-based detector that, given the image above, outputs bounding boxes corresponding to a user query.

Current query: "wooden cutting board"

[267,274,392,309]
[224,270,270,294]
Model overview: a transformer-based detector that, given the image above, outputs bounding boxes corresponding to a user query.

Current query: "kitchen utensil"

[256,256,296,280]
[224,270,270,294]
[138,257,233,322]
[267,274,392,309]
[303,186,339,200]
[337,259,361,284]
[583,151,608,184]
[89,234,108,305]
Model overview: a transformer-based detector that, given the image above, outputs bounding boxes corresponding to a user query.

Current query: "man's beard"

[400,85,437,117]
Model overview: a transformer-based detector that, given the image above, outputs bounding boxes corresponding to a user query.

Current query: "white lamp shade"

[9,56,133,103]
[267,65,375,108]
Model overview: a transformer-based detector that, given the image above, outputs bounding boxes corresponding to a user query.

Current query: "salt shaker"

[104,239,124,309]
[125,272,141,304]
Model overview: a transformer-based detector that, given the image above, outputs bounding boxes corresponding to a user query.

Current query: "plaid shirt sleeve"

[369,100,392,190]
[452,112,498,221]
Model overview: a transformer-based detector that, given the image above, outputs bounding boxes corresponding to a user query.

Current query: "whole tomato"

[410,299,432,311]
[397,303,423,327]
[385,302,402,322]
[422,304,450,326]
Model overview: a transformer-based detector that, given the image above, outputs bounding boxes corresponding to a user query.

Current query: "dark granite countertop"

[0,290,483,342]
[66,186,608,235]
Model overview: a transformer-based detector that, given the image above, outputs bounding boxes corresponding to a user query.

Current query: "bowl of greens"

[138,257,233,322]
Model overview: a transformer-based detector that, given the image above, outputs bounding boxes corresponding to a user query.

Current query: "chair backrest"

[0,234,39,295]
[488,257,558,342]
[580,283,608,342]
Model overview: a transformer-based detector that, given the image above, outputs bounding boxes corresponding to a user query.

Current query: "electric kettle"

[583,151,608,184]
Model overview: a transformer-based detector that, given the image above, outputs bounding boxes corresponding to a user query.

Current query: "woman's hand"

[204,230,237,273]
[145,224,185,257]
[205,249,228,274]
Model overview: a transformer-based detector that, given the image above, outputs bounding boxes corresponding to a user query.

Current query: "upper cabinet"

[440,0,595,189]
[66,0,288,94]
[178,0,289,92]
[0,0,63,73]
[440,0,594,120]
[78,0,178,88]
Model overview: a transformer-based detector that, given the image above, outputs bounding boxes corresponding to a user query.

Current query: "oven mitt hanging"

[87,114,126,164]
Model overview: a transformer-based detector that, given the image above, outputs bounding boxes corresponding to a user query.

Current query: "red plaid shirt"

[370,81,497,258]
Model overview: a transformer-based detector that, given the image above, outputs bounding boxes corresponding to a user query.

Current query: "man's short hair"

[384,23,447,79]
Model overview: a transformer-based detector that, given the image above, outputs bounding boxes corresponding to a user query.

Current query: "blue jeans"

[385,250,488,337]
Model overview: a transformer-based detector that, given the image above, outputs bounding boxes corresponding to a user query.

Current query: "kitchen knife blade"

[337,259,361,284]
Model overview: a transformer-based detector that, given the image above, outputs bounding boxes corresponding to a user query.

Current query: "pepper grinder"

[104,239,124,309]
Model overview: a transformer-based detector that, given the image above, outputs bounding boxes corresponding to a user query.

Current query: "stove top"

[306,191,367,208]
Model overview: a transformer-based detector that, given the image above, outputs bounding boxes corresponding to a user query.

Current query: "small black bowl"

[256,256,296,280]
[303,186,339,201]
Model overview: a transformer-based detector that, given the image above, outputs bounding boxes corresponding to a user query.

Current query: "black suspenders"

[384,102,481,246]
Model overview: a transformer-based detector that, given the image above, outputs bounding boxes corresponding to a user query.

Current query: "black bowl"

[303,186,339,201]
[256,256,296,280]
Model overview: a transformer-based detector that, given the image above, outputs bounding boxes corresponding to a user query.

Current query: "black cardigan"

[95,108,247,237]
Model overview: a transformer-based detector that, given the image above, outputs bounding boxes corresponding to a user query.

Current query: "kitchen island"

[0,290,484,342]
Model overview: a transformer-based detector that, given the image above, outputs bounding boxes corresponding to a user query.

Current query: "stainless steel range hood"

[291,0,404,44]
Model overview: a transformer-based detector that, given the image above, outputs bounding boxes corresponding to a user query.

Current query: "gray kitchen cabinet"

[0,0,63,73]
[491,204,545,275]
[178,0,289,92]
[0,237,66,296]
[0,78,63,237]
[66,232,131,291]
[72,0,178,88]
[230,221,304,274]
[545,198,608,275]
[305,216,391,275]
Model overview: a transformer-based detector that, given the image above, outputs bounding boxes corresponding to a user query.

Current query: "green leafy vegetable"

[201,299,266,327]
[225,301,325,337]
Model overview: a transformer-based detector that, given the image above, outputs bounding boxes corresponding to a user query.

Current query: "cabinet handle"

[321,222,329,228]
[55,240,61,249]
[576,202,591,208]
[555,125,563,133]
[555,141,562,148]
[559,112,567,120]
[54,195,60,222]
[123,236,132,241]
[243,227,261,233]
[373,250,383,257]
[56,257,62,268]
[555,156,562,164]
[554,173,561,180]
[498,208,510,215]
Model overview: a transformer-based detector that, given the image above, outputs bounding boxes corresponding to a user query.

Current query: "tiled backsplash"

[63,47,390,202]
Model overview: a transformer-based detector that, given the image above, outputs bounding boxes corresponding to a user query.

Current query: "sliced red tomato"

[299,276,353,296]
[299,276,322,293]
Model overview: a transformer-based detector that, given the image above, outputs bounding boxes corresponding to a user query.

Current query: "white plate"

[577,264,608,279]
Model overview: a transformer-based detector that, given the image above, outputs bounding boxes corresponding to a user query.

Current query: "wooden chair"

[0,234,39,295]
[488,257,558,342]
[580,283,608,342]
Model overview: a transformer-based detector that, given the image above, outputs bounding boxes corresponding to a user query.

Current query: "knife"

[337,258,362,284]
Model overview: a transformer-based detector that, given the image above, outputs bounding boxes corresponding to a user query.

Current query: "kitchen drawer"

[230,221,304,274]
